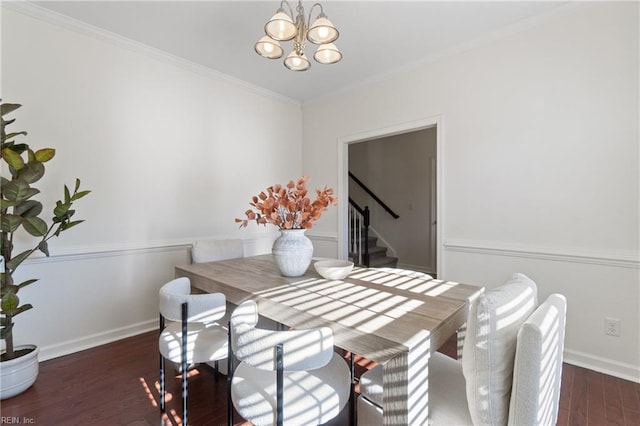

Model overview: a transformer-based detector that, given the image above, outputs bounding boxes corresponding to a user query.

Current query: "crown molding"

[304,1,584,106]
[2,0,300,107]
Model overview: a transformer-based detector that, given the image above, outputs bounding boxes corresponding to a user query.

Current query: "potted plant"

[235,176,336,277]
[0,102,90,399]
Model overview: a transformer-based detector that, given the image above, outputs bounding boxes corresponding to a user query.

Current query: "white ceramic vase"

[272,229,313,277]
[0,345,39,400]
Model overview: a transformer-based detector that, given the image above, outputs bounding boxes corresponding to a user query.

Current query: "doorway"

[338,116,443,276]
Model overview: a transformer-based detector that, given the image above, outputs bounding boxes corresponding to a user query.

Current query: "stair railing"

[348,173,400,267]
[348,198,369,266]
[348,172,399,219]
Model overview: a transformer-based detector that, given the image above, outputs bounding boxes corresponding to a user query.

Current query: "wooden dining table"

[175,254,483,426]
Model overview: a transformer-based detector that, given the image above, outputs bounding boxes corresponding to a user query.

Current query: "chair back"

[230,300,334,372]
[508,294,567,426]
[462,273,538,426]
[159,277,225,322]
[190,238,243,263]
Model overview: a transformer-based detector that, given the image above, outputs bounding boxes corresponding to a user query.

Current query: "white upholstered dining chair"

[158,277,228,426]
[358,273,566,426]
[190,238,244,374]
[229,300,351,426]
[190,238,244,263]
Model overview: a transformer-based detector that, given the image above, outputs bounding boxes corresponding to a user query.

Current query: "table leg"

[382,330,431,425]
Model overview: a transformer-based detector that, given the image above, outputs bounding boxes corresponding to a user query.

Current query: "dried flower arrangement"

[236,176,337,230]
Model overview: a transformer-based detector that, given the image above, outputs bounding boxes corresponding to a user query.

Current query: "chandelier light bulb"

[284,51,310,71]
[265,10,297,41]
[313,43,342,64]
[317,27,329,39]
[307,14,338,45]
[255,36,284,59]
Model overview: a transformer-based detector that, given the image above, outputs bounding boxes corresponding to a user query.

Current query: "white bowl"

[314,259,354,280]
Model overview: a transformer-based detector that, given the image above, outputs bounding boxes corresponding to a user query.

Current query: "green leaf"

[1,103,21,116]
[74,178,81,192]
[16,279,39,289]
[17,162,45,184]
[62,220,84,231]
[0,214,22,232]
[6,249,32,271]
[9,143,29,154]
[2,179,39,202]
[0,277,15,295]
[64,185,71,204]
[1,147,25,171]
[34,148,55,163]
[0,199,16,210]
[22,216,48,236]
[4,131,27,140]
[2,304,33,317]
[14,199,43,218]
[71,190,91,201]
[38,240,49,257]
[54,201,70,218]
[1,292,19,311]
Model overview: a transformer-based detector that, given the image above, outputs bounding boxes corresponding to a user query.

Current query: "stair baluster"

[348,199,370,267]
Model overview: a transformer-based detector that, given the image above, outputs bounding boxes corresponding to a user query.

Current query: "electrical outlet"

[605,318,620,336]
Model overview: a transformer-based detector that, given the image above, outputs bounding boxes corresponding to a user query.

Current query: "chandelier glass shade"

[255,0,342,71]
[255,36,284,59]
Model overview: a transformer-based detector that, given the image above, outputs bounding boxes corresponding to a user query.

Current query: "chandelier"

[254,0,342,72]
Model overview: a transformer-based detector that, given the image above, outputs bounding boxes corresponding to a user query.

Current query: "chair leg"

[181,303,188,426]
[159,313,166,412]
[349,352,356,426]
[276,343,284,426]
[227,321,233,426]
[160,353,165,411]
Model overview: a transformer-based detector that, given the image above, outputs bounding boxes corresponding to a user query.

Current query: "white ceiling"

[31,1,570,103]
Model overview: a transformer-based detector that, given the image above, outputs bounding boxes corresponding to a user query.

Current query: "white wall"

[302,2,640,381]
[2,2,638,383]
[1,6,298,359]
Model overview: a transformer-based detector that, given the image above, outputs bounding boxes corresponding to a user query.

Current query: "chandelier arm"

[280,0,295,19]
[307,3,324,27]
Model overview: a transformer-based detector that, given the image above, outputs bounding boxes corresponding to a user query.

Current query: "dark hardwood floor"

[2,331,639,425]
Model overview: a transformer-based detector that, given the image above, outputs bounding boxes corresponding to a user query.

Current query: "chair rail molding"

[304,231,338,242]
[10,235,280,265]
[444,239,640,269]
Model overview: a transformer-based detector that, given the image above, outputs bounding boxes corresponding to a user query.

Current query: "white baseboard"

[564,348,640,383]
[38,319,157,362]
